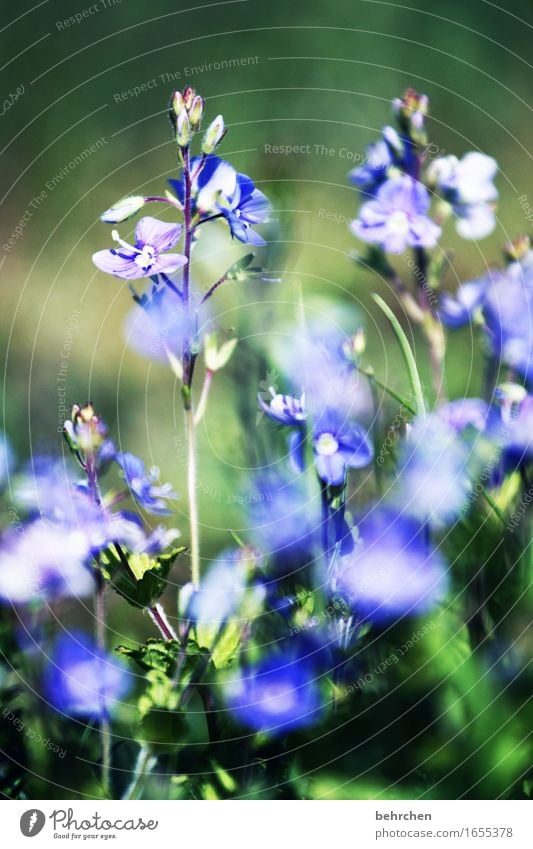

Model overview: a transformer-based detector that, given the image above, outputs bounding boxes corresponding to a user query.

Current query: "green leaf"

[102,545,186,609]
[372,292,426,418]
[195,620,241,669]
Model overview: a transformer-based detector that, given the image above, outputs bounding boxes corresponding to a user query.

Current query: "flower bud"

[188,95,204,131]
[182,86,196,110]
[169,90,185,125]
[176,110,190,148]
[64,403,108,454]
[100,195,145,223]
[393,88,429,145]
[201,115,226,154]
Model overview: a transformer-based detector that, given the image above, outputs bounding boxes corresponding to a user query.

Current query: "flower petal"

[135,216,182,252]
[92,249,147,280]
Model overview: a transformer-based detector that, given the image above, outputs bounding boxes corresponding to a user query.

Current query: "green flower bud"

[188,95,204,131]
[201,115,226,154]
[100,195,145,223]
[176,110,190,148]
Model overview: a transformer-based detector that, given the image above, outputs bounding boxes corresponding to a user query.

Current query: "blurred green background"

[1,0,532,799]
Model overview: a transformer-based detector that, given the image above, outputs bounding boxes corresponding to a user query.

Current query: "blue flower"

[395,415,474,526]
[310,412,373,485]
[218,172,270,245]
[436,398,491,433]
[351,176,441,254]
[123,287,194,363]
[44,631,132,718]
[438,276,490,328]
[169,155,270,245]
[248,474,322,581]
[115,452,177,515]
[224,652,323,735]
[258,389,307,425]
[442,258,533,382]
[428,152,498,240]
[0,519,94,604]
[349,137,393,194]
[93,216,187,280]
[337,508,448,622]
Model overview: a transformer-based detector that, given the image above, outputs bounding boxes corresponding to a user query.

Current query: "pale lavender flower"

[92,217,187,280]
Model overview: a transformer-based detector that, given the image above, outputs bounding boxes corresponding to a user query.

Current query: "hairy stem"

[180,146,201,589]
[185,405,201,589]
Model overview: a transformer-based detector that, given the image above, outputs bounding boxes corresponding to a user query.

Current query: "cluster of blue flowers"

[3,87,533,798]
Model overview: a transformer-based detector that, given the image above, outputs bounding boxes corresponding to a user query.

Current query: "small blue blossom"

[258,389,307,425]
[93,217,187,280]
[44,631,132,719]
[351,176,441,254]
[436,398,491,433]
[349,137,393,194]
[310,412,373,486]
[429,152,498,240]
[0,520,94,604]
[224,652,323,735]
[169,155,270,245]
[337,508,448,622]
[115,452,177,515]
[248,474,322,580]
[123,287,194,363]
[438,276,490,328]
[395,415,474,526]
[441,258,533,382]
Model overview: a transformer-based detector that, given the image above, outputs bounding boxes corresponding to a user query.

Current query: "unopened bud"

[100,195,145,223]
[169,90,185,124]
[202,115,226,154]
[182,86,196,110]
[176,110,190,148]
[188,95,204,130]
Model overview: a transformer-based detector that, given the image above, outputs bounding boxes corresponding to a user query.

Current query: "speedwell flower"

[169,155,270,244]
[351,176,441,254]
[258,389,307,425]
[428,152,498,240]
[115,452,177,515]
[338,508,447,622]
[92,217,187,280]
[44,631,132,719]
[224,652,323,735]
[309,412,373,486]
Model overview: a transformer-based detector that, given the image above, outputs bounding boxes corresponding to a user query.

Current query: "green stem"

[185,405,200,589]
[372,292,426,418]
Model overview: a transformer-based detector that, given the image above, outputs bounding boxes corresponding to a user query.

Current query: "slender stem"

[122,745,155,800]
[180,147,201,589]
[85,449,110,795]
[144,194,183,211]
[95,570,111,796]
[147,603,178,641]
[185,405,201,589]
[182,149,192,306]
[413,247,446,404]
[194,369,213,425]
